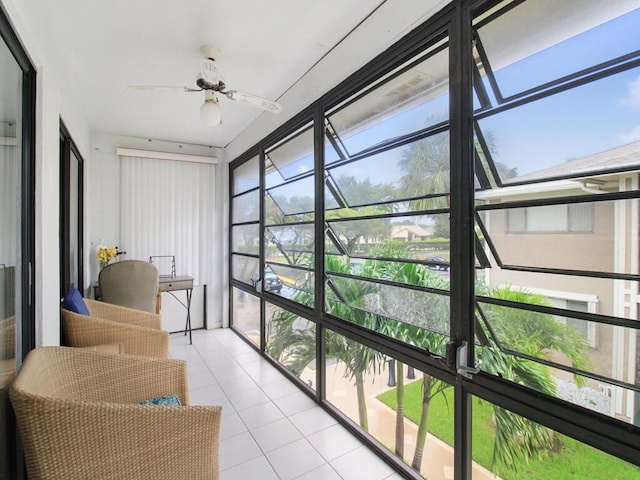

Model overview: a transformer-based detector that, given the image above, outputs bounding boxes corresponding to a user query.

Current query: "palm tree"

[324,315,384,430]
[477,284,592,472]
[269,254,386,431]
[325,254,386,430]
[399,130,450,211]
[265,302,316,377]
[371,254,452,469]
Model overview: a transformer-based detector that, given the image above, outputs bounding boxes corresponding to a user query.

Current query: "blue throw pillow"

[139,394,181,406]
[62,288,90,316]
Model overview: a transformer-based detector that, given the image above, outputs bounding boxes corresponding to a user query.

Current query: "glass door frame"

[59,121,84,299]
[1,4,37,480]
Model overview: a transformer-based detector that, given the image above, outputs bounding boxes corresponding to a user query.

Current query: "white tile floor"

[169,329,404,480]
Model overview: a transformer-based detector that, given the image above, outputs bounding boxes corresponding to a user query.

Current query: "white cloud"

[618,125,640,144]
[624,75,640,108]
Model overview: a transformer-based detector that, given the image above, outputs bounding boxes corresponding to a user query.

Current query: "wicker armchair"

[10,346,222,480]
[0,316,15,480]
[61,299,169,358]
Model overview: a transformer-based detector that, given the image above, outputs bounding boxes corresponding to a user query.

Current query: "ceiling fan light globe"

[200,99,222,126]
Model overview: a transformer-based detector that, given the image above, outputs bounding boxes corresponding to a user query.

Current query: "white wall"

[3,0,92,346]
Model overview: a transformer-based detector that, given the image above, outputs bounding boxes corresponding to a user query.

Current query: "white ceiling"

[20,0,406,148]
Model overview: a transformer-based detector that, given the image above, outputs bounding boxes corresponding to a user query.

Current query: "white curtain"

[120,155,216,286]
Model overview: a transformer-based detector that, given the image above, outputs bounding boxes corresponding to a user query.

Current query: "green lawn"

[377,379,640,479]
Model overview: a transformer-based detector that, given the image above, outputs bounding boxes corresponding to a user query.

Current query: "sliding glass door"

[1,5,36,479]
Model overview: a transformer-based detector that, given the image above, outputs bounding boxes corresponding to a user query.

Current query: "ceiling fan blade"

[127,85,201,92]
[225,90,282,114]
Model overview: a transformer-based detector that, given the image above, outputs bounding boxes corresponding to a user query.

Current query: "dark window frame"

[229,0,640,476]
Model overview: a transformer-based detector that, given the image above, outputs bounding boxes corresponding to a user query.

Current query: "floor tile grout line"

[178,330,392,480]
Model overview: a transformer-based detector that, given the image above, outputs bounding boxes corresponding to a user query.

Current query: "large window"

[231,155,260,288]
[264,125,316,308]
[473,1,640,436]
[230,1,640,478]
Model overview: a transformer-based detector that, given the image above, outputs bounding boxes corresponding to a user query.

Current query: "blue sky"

[479,67,640,177]
[344,7,640,182]
[475,8,640,177]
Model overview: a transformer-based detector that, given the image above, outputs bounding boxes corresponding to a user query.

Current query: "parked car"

[263,271,283,293]
[426,255,450,271]
[251,267,284,293]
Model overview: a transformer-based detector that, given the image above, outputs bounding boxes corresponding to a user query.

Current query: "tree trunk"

[395,361,405,458]
[412,373,433,471]
[355,371,369,431]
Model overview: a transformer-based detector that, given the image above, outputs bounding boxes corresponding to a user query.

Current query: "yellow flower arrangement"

[97,245,118,269]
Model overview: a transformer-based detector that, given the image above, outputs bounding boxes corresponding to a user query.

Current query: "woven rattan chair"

[10,346,222,480]
[99,260,159,313]
[0,316,15,480]
[61,299,169,358]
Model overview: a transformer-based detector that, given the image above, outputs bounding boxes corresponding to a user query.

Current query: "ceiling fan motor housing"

[196,75,225,92]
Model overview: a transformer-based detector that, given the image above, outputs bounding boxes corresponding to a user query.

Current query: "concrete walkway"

[321,362,499,480]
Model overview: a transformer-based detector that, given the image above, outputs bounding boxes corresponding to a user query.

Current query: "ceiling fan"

[127,45,282,126]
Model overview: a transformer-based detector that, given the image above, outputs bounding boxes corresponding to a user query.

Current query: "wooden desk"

[158,275,194,344]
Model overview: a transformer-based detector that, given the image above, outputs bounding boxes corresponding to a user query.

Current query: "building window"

[507,203,594,233]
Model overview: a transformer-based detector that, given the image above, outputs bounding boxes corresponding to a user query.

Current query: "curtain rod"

[116,147,218,165]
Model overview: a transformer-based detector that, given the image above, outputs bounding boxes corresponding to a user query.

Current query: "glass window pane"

[265,156,284,190]
[326,214,450,263]
[476,286,640,423]
[328,45,449,156]
[233,155,259,195]
[232,224,260,255]
[267,127,314,180]
[232,189,260,224]
[265,224,314,267]
[231,254,259,285]
[231,287,260,346]
[266,176,315,216]
[477,66,640,185]
[478,199,634,275]
[267,185,338,224]
[327,275,450,337]
[265,302,316,388]
[327,256,451,292]
[265,263,314,307]
[328,131,450,208]
[476,3,640,98]
[470,395,640,479]
[324,134,344,167]
[324,329,454,478]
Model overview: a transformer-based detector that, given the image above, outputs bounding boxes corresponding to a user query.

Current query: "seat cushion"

[139,394,181,406]
[62,289,90,316]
